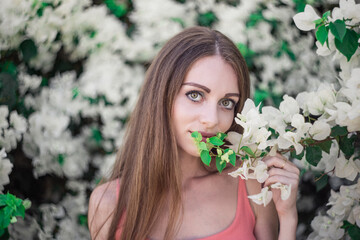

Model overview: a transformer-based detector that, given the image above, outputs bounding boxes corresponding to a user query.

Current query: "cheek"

[220,111,235,132]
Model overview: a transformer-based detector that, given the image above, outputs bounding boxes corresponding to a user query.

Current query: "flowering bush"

[0,0,359,239]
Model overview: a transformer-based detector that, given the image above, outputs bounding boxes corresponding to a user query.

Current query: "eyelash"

[185,90,236,110]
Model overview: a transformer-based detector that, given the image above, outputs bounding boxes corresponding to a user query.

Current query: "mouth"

[190,131,216,142]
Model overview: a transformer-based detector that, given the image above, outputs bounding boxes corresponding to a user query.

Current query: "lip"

[190,131,216,140]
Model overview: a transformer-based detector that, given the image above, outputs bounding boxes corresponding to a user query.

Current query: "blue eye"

[186,91,203,102]
[220,99,235,110]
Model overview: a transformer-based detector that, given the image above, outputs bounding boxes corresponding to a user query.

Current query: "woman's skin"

[88,55,300,240]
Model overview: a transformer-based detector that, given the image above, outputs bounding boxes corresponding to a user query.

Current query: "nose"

[199,102,219,129]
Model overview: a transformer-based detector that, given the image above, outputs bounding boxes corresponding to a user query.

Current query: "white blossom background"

[0,0,359,239]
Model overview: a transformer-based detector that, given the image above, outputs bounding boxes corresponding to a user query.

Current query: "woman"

[88,26,299,240]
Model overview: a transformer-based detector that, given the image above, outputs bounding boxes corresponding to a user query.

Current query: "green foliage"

[171,17,185,28]
[0,73,18,110]
[197,11,218,27]
[57,154,66,166]
[315,25,328,45]
[0,62,17,76]
[236,43,256,68]
[105,0,128,18]
[339,134,356,158]
[254,88,269,107]
[305,145,322,166]
[334,29,359,61]
[216,156,226,173]
[208,136,224,146]
[317,140,332,154]
[329,20,346,42]
[200,150,211,166]
[240,146,255,158]
[342,221,360,240]
[91,127,103,146]
[291,149,304,160]
[19,39,37,63]
[191,131,236,171]
[0,193,31,237]
[331,126,348,137]
[246,11,265,28]
[314,172,328,191]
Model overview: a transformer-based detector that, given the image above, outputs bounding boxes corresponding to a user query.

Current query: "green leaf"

[303,138,316,146]
[339,135,356,158]
[305,146,322,166]
[57,154,65,166]
[14,205,25,218]
[200,150,211,166]
[342,221,360,240]
[313,18,323,25]
[318,140,332,154]
[331,126,348,137]
[254,89,269,107]
[322,11,330,20]
[291,150,304,160]
[348,225,360,240]
[208,136,224,146]
[197,11,218,27]
[240,146,255,157]
[329,20,347,42]
[335,29,359,61]
[216,156,226,173]
[191,131,202,142]
[316,25,328,45]
[171,17,185,28]
[0,73,18,110]
[314,172,328,191]
[216,132,227,141]
[105,0,127,18]
[19,39,37,62]
[198,142,208,151]
[78,214,88,227]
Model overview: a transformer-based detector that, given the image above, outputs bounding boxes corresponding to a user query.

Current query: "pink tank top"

[115,178,256,240]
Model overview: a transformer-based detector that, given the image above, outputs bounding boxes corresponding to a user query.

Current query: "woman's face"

[172,55,240,159]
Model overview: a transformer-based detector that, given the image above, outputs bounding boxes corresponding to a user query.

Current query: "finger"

[267,167,299,180]
[263,174,299,188]
[263,156,299,174]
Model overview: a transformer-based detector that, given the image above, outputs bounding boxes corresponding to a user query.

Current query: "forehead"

[183,55,239,93]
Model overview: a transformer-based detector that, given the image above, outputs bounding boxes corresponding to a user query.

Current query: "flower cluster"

[308,179,360,240]
[0,0,359,238]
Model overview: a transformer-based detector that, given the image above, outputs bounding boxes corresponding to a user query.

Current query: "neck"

[178,150,212,188]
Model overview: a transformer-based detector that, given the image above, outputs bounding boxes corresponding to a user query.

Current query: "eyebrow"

[182,82,240,98]
[182,82,210,93]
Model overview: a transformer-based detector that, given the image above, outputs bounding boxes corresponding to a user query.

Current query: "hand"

[262,153,300,218]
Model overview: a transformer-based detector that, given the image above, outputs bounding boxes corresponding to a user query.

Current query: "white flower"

[10,111,27,134]
[248,160,269,183]
[348,205,360,228]
[0,148,13,193]
[234,99,270,149]
[308,120,331,140]
[293,4,320,31]
[271,182,292,200]
[277,131,304,154]
[261,106,287,135]
[228,159,251,180]
[335,154,360,181]
[0,106,9,129]
[248,186,273,206]
[279,95,299,123]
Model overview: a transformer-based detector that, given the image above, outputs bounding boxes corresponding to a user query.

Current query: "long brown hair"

[102,26,250,240]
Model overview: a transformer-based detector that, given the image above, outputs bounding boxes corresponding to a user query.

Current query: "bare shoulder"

[88,179,119,239]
